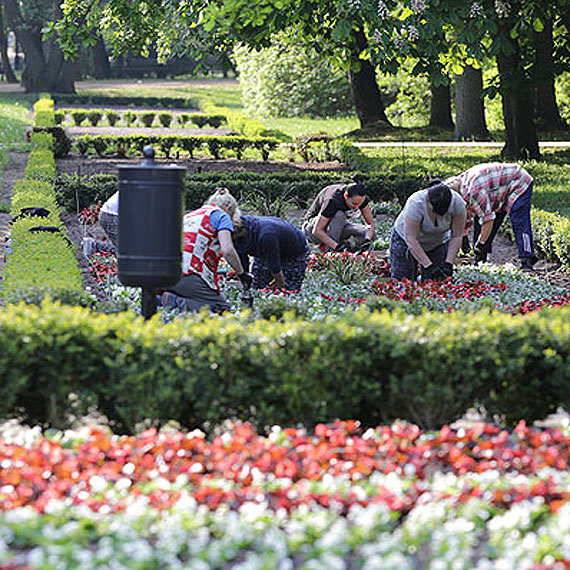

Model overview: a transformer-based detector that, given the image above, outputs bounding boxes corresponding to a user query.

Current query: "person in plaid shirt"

[446,162,537,272]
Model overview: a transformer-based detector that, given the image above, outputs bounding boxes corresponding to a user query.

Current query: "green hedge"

[72,133,280,160]
[53,170,425,213]
[0,301,568,433]
[3,102,88,307]
[52,94,198,109]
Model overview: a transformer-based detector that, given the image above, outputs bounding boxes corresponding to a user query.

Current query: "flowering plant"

[2,420,570,569]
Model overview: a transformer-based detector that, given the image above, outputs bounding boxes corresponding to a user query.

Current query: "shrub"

[189,114,209,128]
[87,110,103,126]
[54,110,66,125]
[105,109,121,126]
[233,31,353,119]
[158,112,173,127]
[0,302,569,432]
[177,113,190,126]
[123,111,137,126]
[71,111,87,126]
[140,112,156,127]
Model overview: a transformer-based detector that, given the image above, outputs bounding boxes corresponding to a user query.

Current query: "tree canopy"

[54,0,570,157]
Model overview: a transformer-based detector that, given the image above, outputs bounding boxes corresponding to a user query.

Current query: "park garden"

[0,76,569,569]
[2,0,570,566]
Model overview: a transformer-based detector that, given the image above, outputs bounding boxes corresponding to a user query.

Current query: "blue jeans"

[389,230,448,280]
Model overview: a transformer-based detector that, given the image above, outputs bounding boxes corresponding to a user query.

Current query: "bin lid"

[117,145,187,172]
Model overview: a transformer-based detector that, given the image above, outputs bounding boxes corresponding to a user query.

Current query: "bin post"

[117,146,186,319]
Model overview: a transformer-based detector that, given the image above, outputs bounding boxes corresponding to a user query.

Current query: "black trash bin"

[117,146,186,317]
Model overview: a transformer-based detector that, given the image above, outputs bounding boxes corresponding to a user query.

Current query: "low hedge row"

[73,133,281,160]
[0,300,568,433]
[53,171,425,213]
[56,108,227,129]
[3,98,89,307]
[52,93,198,109]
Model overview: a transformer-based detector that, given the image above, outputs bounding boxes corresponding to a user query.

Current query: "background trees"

[3,0,77,93]
[49,0,570,158]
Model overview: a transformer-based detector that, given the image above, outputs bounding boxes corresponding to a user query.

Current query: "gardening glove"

[421,262,445,282]
[461,236,471,255]
[441,261,454,278]
[238,271,254,290]
[474,241,490,263]
[354,239,372,253]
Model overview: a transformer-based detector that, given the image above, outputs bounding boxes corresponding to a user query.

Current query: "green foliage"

[123,110,137,126]
[53,94,197,109]
[87,110,103,126]
[54,173,118,211]
[234,34,353,119]
[377,66,431,128]
[105,109,121,126]
[140,111,156,127]
[0,300,569,432]
[71,110,87,126]
[72,133,280,161]
[157,112,173,127]
[2,97,85,309]
[31,127,72,158]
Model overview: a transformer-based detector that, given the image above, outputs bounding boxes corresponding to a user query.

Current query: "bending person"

[302,181,375,251]
[445,162,537,272]
[234,215,310,291]
[390,182,466,281]
[161,188,252,312]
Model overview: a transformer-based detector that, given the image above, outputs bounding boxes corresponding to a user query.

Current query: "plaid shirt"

[458,163,533,230]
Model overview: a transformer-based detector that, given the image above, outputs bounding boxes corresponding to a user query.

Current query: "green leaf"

[533,18,544,33]
[332,19,352,42]
[399,6,413,20]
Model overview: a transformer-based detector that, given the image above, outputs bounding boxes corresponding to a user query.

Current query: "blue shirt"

[235,215,308,274]
[209,209,234,233]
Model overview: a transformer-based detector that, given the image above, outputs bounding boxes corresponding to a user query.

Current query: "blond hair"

[205,187,241,223]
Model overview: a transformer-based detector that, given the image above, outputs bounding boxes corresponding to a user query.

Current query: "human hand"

[238,271,253,289]
[441,261,453,277]
[421,262,446,281]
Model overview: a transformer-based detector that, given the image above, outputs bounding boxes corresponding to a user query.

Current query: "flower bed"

[1,420,570,568]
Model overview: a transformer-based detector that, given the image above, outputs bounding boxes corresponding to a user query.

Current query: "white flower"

[494,0,511,18]
[411,0,426,14]
[469,2,483,18]
[377,0,388,20]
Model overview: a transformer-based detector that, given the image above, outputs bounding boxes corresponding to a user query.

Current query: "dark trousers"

[473,183,535,261]
[389,230,448,280]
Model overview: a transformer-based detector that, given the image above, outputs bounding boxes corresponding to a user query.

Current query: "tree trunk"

[93,36,112,79]
[533,19,567,130]
[496,35,540,160]
[453,65,491,141]
[429,81,454,130]
[4,0,76,93]
[349,28,390,128]
[0,1,17,82]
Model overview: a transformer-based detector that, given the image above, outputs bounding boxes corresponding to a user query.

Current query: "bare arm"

[403,217,432,268]
[218,230,245,275]
[360,205,376,240]
[313,215,337,250]
[476,219,494,245]
[446,210,467,264]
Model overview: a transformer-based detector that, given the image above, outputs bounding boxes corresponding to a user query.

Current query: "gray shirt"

[394,189,465,251]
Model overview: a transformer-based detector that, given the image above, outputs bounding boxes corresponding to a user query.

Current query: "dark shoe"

[520,258,535,273]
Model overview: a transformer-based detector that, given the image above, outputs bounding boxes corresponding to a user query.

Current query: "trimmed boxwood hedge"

[0,300,568,434]
[53,170,426,213]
